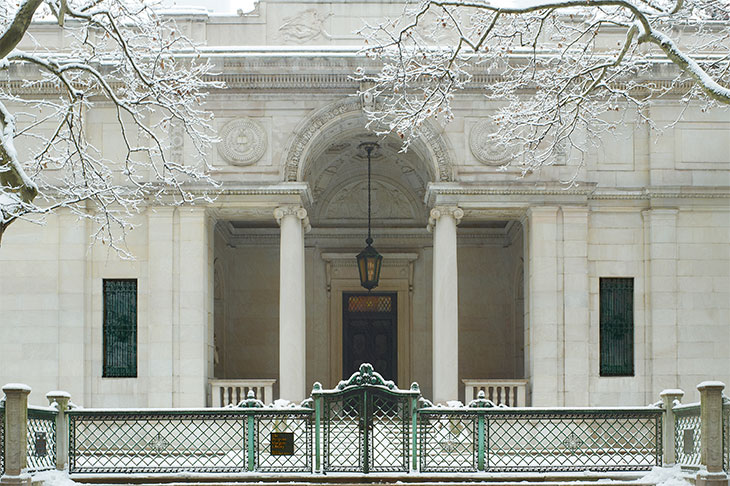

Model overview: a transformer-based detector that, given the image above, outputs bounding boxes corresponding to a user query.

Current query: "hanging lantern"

[356,142,383,291]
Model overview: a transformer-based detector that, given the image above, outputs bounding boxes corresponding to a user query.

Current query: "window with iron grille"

[103,279,137,377]
[600,277,634,376]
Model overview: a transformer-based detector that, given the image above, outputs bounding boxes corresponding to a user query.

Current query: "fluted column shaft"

[275,205,310,402]
[429,206,463,404]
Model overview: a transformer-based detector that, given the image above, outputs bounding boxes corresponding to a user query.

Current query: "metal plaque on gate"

[35,431,47,457]
[270,432,294,455]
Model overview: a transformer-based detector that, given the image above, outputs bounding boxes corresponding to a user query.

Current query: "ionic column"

[428,206,463,404]
[275,205,310,402]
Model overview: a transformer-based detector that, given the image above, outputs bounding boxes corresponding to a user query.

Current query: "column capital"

[274,205,311,232]
[427,206,464,232]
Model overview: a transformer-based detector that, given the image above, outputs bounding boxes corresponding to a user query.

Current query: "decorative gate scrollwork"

[312,363,420,473]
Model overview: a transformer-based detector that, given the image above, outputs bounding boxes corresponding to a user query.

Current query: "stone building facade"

[0,0,728,408]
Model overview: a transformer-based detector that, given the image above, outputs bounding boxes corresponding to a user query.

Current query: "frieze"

[278,9,333,44]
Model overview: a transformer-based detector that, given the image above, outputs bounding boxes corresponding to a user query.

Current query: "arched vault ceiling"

[305,130,430,228]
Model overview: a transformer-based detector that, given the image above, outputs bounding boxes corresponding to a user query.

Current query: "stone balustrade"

[209,379,276,406]
[463,379,529,407]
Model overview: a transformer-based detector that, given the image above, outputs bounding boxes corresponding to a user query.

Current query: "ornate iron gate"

[313,363,419,473]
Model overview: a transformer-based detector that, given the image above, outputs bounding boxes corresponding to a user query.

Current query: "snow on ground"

[637,465,693,486]
[31,470,79,486]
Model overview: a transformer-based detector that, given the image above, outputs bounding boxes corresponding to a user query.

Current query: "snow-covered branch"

[357,0,730,181]
[0,0,221,251]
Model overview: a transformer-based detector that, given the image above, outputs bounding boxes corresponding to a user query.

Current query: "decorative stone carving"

[427,206,464,232]
[469,119,510,165]
[217,118,267,166]
[278,9,332,43]
[169,121,184,163]
[283,98,454,182]
[323,179,415,220]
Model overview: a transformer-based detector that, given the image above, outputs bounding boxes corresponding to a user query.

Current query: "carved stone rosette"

[274,205,311,233]
[427,206,464,232]
[217,117,267,166]
[469,119,510,165]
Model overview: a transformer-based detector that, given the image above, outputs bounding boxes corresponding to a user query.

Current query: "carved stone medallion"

[469,119,510,165]
[217,118,267,166]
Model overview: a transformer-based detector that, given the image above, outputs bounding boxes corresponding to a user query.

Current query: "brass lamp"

[356,142,383,290]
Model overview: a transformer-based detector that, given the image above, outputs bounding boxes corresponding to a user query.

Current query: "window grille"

[599,278,634,376]
[103,279,137,377]
[347,295,393,313]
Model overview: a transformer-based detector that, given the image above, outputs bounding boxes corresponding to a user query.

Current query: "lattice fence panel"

[486,411,661,472]
[370,393,409,472]
[255,413,312,472]
[26,409,56,472]
[723,403,729,472]
[323,394,362,472]
[675,405,701,468]
[69,412,246,473]
[1,405,5,475]
[419,413,477,472]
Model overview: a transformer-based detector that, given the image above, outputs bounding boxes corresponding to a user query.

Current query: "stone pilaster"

[527,207,560,406]
[176,208,213,407]
[57,210,87,402]
[147,208,175,407]
[643,209,679,393]
[428,206,463,404]
[1,384,31,486]
[275,205,310,402]
[561,207,590,405]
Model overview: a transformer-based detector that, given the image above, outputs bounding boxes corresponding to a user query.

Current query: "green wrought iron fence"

[68,404,313,474]
[26,406,57,473]
[69,409,247,473]
[312,363,419,474]
[419,405,661,472]
[1,401,5,475]
[60,366,669,475]
[419,410,477,472]
[674,403,701,469]
[723,400,728,472]
[253,411,312,472]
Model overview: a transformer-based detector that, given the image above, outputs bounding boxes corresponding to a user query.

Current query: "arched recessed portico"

[212,98,526,404]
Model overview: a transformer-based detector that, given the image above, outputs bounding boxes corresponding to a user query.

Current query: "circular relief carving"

[217,118,267,165]
[469,119,510,165]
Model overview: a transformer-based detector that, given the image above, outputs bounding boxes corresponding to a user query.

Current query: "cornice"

[426,182,730,206]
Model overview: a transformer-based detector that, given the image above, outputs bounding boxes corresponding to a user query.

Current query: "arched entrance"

[211,98,526,403]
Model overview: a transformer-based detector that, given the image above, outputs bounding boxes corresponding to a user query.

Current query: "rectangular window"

[600,277,634,376]
[103,279,137,378]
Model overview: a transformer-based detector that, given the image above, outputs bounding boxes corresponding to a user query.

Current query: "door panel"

[343,293,397,383]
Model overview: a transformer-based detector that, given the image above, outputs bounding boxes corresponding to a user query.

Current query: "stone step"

[67,471,654,486]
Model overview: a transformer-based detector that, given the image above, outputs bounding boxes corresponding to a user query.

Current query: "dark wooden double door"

[342,292,397,383]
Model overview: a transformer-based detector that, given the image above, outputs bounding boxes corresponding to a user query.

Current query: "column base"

[696,471,729,486]
[1,474,31,486]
